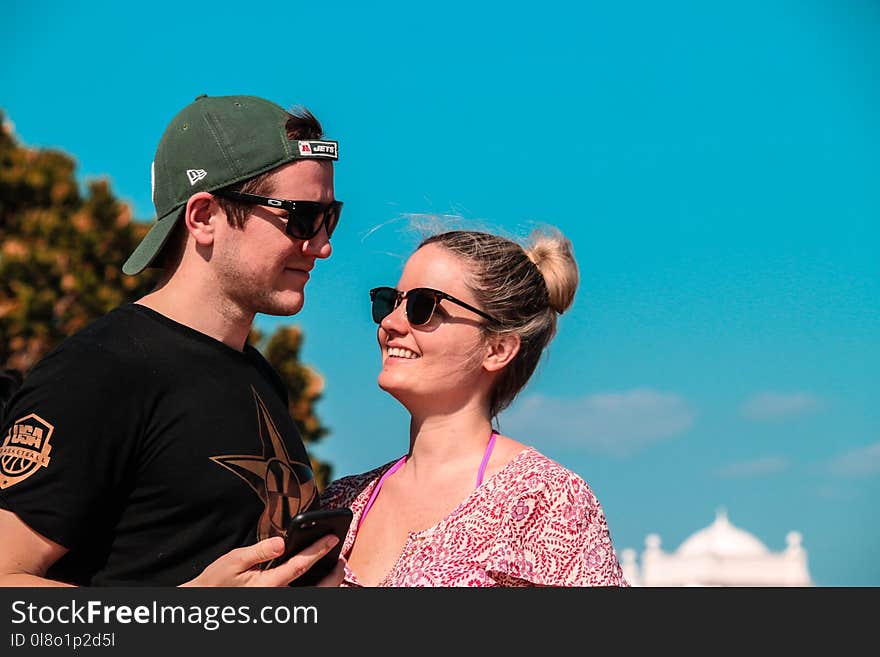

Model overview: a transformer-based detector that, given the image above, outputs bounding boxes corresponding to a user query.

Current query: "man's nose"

[302,223,332,259]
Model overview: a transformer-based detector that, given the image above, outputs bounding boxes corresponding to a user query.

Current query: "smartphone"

[263,507,353,586]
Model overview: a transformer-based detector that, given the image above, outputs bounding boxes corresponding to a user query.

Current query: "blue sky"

[3,0,878,586]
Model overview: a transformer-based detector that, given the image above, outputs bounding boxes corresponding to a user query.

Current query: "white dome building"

[621,509,812,586]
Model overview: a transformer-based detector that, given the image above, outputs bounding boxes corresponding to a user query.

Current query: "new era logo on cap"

[186,169,207,186]
[297,141,338,160]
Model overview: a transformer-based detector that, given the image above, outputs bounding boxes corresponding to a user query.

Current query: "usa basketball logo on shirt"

[0,413,55,489]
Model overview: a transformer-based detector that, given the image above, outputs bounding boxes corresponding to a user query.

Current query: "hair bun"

[524,230,579,314]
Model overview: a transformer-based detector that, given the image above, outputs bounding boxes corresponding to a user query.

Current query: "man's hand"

[181,535,344,587]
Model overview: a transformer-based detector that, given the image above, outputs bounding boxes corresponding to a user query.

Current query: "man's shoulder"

[20,305,163,391]
[1,306,156,431]
[44,304,154,367]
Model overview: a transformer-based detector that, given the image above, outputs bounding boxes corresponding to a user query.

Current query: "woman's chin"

[377,376,415,405]
[377,372,403,394]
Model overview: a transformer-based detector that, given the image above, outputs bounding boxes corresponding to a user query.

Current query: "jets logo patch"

[296,140,338,160]
[1,413,55,489]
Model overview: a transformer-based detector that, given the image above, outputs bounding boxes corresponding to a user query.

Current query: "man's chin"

[256,293,305,317]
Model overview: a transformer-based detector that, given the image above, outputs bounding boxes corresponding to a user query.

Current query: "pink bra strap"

[475,430,498,488]
[356,456,406,531]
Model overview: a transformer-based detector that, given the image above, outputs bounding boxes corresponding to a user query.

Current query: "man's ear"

[483,333,521,373]
[184,192,219,247]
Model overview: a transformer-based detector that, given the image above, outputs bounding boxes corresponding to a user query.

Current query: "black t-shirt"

[0,304,319,585]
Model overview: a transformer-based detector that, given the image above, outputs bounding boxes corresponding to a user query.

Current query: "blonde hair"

[418,228,579,417]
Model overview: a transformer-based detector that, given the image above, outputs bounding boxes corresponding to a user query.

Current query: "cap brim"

[122,206,185,275]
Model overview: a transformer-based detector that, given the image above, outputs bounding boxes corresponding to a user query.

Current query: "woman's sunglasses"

[214,190,343,240]
[370,286,497,326]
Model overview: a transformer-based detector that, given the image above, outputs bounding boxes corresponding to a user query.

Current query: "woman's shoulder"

[502,447,591,494]
[489,446,607,519]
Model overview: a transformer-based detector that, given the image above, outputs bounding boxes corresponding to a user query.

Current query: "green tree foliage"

[0,113,160,371]
[0,112,332,486]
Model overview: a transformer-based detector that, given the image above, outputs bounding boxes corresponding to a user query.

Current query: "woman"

[322,229,628,586]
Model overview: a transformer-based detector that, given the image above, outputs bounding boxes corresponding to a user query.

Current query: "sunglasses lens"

[286,202,343,240]
[286,206,321,239]
[324,203,342,238]
[371,288,397,324]
[406,290,437,326]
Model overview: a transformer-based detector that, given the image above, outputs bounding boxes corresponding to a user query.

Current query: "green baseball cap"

[122,94,339,275]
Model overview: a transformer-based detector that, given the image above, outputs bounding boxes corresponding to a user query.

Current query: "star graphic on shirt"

[211,388,316,541]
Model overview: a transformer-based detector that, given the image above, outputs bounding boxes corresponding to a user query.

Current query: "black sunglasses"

[214,190,343,240]
[370,286,497,326]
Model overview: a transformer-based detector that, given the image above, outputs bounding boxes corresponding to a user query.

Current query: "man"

[0,368,22,426]
[0,94,344,586]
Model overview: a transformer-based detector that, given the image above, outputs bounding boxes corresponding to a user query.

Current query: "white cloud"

[741,392,824,421]
[827,442,880,478]
[500,388,695,457]
[713,456,790,478]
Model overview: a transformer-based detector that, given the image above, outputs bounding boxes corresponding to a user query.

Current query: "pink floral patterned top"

[320,447,629,587]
